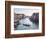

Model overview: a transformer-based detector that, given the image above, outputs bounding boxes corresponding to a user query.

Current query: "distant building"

[14,13,25,29]
[29,13,39,24]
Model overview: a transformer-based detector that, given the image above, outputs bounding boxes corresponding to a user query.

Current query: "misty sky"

[14,8,39,16]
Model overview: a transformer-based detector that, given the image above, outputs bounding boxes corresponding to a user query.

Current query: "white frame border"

[11,5,42,34]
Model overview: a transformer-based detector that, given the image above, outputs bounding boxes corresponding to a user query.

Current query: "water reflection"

[14,13,39,30]
[16,17,38,30]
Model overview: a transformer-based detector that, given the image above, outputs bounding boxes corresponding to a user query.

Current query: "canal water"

[16,17,39,30]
